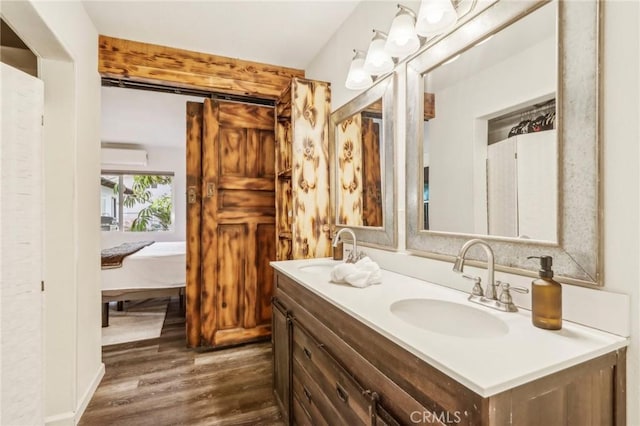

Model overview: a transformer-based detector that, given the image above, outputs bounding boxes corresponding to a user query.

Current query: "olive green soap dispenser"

[528,255,562,330]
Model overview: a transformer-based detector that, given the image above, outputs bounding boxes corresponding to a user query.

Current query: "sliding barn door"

[361,117,383,227]
[186,98,276,348]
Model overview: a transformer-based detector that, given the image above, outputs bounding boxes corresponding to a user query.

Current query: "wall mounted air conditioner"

[101,147,148,167]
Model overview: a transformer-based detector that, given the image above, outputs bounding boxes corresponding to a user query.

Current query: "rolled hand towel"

[330,256,382,288]
[330,262,357,282]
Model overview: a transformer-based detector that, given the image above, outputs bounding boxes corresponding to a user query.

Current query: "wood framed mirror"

[405,0,602,286]
[330,73,397,249]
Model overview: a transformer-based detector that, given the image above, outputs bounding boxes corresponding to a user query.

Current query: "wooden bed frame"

[102,287,185,327]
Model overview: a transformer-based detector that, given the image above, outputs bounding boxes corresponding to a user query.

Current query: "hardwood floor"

[80,298,284,426]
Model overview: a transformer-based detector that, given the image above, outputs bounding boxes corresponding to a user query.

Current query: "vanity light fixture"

[415,0,458,37]
[344,0,477,90]
[364,30,395,75]
[345,49,373,90]
[384,4,420,58]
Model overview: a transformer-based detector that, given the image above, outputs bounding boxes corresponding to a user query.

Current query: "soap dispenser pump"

[528,255,562,330]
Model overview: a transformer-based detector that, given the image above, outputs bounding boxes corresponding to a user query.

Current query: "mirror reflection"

[422,2,557,242]
[336,99,384,227]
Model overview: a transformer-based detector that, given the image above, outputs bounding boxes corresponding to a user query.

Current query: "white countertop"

[271,258,628,398]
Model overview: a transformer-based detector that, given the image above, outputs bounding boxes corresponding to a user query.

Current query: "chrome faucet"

[453,239,498,299]
[453,238,528,312]
[332,228,363,263]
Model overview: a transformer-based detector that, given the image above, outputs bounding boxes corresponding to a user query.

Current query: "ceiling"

[82,0,361,70]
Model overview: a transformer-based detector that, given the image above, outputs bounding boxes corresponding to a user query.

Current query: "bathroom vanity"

[270,260,627,425]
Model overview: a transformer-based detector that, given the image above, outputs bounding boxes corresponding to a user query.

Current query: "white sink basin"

[390,298,509,338]
[297,260,338,274]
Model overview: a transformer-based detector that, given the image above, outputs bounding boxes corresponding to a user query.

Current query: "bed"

[101,241,186,327]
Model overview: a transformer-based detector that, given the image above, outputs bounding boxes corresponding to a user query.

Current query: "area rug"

[101,298,169,346]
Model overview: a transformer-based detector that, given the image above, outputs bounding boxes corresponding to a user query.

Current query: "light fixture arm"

[397,3,417,19]
[352,49,366,58]
[455,0,478,21]
[372,29,388,40]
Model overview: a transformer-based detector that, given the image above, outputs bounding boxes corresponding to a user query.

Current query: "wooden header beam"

[354,92,435,120]
[98,35,305,99]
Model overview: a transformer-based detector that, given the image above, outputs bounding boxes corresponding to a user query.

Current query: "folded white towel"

[330,256,382,288]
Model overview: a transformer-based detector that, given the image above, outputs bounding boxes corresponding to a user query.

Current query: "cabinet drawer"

[292,357,334,426]
[292,394,313,426]
[292,322,372,425]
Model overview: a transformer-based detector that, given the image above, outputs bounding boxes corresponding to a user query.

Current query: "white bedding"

[102,241,186,291]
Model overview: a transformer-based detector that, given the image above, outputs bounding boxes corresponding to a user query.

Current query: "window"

[100,172,174,232]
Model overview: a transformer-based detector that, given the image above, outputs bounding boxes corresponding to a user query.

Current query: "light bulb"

[345,50,373,90]
[426,9,444,24]
[364,30,394,75]
[384,5,420,58]
[416,0,458,38]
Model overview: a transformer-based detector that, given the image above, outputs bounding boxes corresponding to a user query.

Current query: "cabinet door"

[272,298,290,424]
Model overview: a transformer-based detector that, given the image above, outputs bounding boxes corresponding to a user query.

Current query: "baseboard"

[74,362,105,424]
[45,411,75,426]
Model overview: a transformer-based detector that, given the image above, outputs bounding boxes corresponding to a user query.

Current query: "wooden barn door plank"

[185,101,203,348]
[201,99,220,344]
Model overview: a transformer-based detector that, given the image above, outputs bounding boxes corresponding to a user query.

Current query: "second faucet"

[332,228,364,263]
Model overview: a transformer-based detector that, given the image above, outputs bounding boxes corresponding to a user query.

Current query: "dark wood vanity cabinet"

[272,271,627,426]
[272,297,291,424]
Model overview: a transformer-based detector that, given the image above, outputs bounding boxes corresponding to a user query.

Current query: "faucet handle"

[499,282,529,294]
[498,282,529,304]
[462,274,484,297]
[345,250,366,264]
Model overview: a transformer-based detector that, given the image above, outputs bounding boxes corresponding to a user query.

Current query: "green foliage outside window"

[113,175,173,231]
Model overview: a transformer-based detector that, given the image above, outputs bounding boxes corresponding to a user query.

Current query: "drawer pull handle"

[303,347,312,360]
[336,383,349,403]
[303,386,312,403]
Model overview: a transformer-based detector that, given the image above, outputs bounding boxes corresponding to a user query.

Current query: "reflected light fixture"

[415,0,458,37]
[384,4,420,58]
[345,49,373,90]
[364,30,394,75]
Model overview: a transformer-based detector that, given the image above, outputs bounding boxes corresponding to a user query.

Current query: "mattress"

[102,241,186,291]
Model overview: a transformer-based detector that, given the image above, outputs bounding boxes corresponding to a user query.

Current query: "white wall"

[3,2,105,424]
[601,2,640,425]
[306,2,640,424]
[40,59,78,425]
[101,145,187,248]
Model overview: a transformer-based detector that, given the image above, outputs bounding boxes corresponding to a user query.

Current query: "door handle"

[187,186,197,204]
[206,182,216,198]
